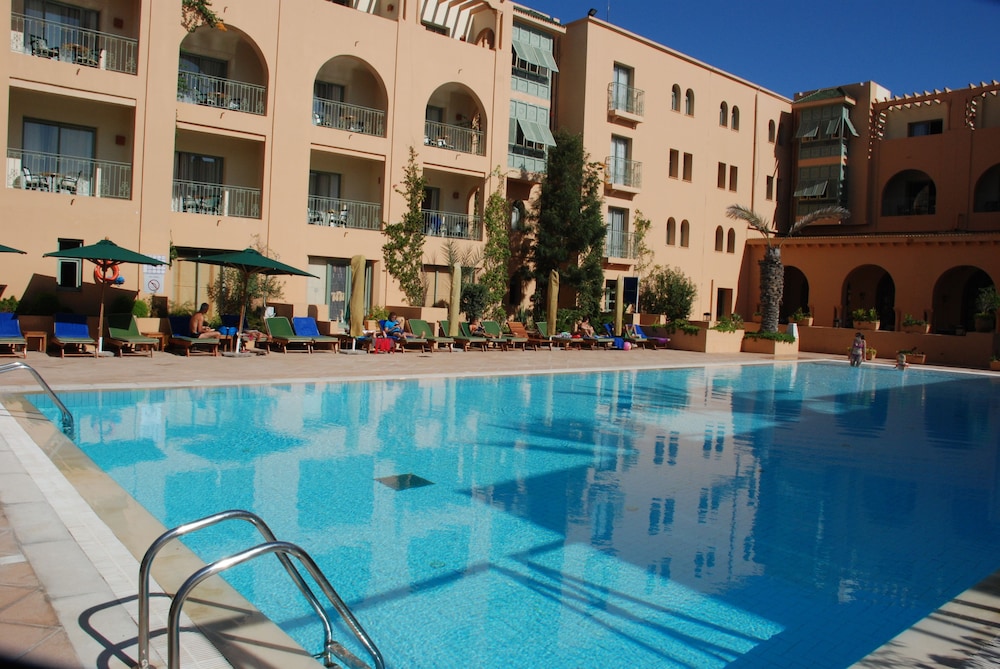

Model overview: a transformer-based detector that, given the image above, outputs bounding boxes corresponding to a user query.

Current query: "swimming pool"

[31,361,1000,668]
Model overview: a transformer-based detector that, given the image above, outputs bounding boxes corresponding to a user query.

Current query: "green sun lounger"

[440,320,489,351]
[407,318,455,351]
[483,320,528,350]
[106,313,158,357]
[264,317,314,353]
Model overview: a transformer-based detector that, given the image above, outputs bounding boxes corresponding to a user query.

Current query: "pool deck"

[1,347,998,668]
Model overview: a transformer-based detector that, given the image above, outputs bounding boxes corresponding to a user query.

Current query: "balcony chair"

[59,171,82,195]
[29,36,59,59]
[20,166,47,191]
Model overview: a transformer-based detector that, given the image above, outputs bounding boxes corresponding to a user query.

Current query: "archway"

[881,170,936,216]
[932,266,994,333]
[973,164,1000,212]
[842,265,894,329]
[782,266,809,322]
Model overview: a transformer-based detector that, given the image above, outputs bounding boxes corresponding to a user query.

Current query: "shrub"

[641,265,697,321]
[902,313,926,326]
[743,330,796,343]
[976,286,1000,317]
[366,305,389,321]
[851,307,878,322]
[791,307,811,320]
[132,298,150,318]
[0,296,18,313]
[460,283,489,322]
[663,319,700,336]
[711,314,744,332]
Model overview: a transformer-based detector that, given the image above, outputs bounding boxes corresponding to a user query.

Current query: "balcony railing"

[312,98,386,137]
[605,157,642,189]
[7,149,131,199]
[177,71,266,115]
[422,210,482,241]
[172,180,261,219]
[307,195,382,231]
[608,82,644,117]
[11,13,138,75]
[604,230,639,259]
[423,121,485,156]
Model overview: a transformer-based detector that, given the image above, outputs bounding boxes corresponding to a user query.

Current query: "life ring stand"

[94,261,120,284]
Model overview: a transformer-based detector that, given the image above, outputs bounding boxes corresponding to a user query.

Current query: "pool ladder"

[0,361,74,436]
[136,509,384,669]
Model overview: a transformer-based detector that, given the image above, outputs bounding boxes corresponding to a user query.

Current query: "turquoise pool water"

[32,362,1000,668]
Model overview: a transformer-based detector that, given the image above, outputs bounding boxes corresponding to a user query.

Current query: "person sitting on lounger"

[381,312,416,339]
[190,303,222,339]
[575,316,597,339]
[469,317,493,337]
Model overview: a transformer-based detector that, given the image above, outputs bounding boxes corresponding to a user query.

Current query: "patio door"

[23,119,95,191]
[25,0,98,52]
[307,258,372,324]
[610,135,629,184]
[612,64,632,111]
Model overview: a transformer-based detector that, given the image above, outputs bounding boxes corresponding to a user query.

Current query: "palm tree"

[726,205,849,333]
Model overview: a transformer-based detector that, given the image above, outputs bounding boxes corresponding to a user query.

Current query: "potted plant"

[866,345,878,361]
[990,356,1000,372]
[791,307,813,326]
[852,307,879,331]
[902,313,930,334]
[898,347,926,364]
[975,286,1000,332]
[751,310,763,323]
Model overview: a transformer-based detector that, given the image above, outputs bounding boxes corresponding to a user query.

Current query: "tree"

[726,204,849,333]
[181,0,225,32]
[460,283,489,322]
[480,168,512,321]
[531,130,606,319]
[383,147,427,305]
[641,265,697,322]
[206,235,284,328]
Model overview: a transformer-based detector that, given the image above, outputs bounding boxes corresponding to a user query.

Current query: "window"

[768,120,776,143]
[422,186,441,212]
[719,102,728,127]
[766,175,774,200]
[606,207,628,257]
[422,22,449,35]
[26,0,98,47]
[908,119,943,137]
[668,149,679,178]
[726,228,736,254]
[609,135,631,185]
[23,118,95,179]
[671,85,681,112]
[307,257,371,323]
[682,153,693,182]
[680,220,690,247]
[685,89,695,116]
[717,163,726,189]
[309,171,341,198]
[611,64,633,112]
[314,81,344,102]
[729,165,738,192]
[731,107,740,131]
[174,152,223,184]
[666,218,676,245]
[714,226,724,252]
[55,238,82,289]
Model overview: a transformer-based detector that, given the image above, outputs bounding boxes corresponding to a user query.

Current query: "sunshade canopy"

[191,247,316,277]
[0,244,26,254]
[43,238,165,266]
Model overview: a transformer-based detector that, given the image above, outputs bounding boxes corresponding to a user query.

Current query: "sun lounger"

[506,321,551,350]
[264,317,313,353]
[536,321,590,349]
[630,324,669,349]
[0,313,27,358]
[379,318,429,352]
[292,317,341,353]
[106,313,158,357]
[483,320,527,350]
[52,313,97,358]
[407,318,455,351]
[167,316,220,356]
[440,320,489,351]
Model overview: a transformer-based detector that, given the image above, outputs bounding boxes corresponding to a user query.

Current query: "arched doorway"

[932,266,994,334]
[842,265,895,329]
[782,266,809,322]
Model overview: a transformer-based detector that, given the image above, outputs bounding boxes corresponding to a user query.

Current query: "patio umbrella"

[614,278,625,337]
[43,238,166,354]
[448,263,461,336]
[349,254,365,338]
[0,244,26,254]
[189,247,317,353]
[547,269,559,334]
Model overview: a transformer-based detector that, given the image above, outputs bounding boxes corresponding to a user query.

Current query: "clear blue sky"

[522,0,1000,99]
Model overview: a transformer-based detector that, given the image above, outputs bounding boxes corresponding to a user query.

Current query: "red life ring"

[94,261,120,284]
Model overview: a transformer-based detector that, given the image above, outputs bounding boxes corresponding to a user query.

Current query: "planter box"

[902,323,930,334]
[742,336,799,359]
[668,328,744,353]
[990,360,1000,372]
[903,353,926,364]
[855,320,879,331]
[795,317,814,327]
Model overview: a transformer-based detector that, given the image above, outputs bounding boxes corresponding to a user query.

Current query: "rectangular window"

[422,186,441,211]
[23,118,95,181]
[682,153,693,182]
[605,208,628,258]
[907,119,943,136]
[56,238,82,289]
[611,64,633,112]
[729,165,738,192]
[766,175,774,200]
[668,149,679,178]
[174,152,224,183]
[717,162,726,189]
[422,22,449,35]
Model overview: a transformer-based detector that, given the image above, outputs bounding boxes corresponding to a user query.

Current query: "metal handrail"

[136,510,346,669]
[0,362,73,436]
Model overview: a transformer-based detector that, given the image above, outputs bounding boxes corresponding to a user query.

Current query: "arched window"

[685,89,695,116]
[666,217,676,245]
[726,228,736,253]
[714,226,724,251]
[719,102,728,127]
[680,220,690,247]
[768,120,776,143]
[731,107,740,131]
[671,85,681,112]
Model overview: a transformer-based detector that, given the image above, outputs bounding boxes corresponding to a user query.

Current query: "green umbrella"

[44,238,166,354]
[0,244,26,254]
[189,247,317,352]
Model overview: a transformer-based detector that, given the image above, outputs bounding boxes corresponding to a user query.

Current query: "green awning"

[512,39,559,72]
[843,116,858,137]
[517,119,556,146]
[793,181,828,198]
[795,122,820,139]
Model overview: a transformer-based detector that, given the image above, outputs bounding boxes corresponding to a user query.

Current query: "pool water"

[32,362,1000,668]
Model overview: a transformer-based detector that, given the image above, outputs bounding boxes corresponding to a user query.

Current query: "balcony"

[607,83,644,123]
[605,157,642,192]
[11,13,138,74]
[171,180,261,219]
[307,195,382,231]
[7,149,131,199]
[423,121,485,156]
[312,99,386,137]
[604,230,639,259]
[177,72,266,115]
[422,210,482,240]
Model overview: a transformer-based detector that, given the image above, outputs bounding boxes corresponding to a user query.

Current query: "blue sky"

[522,0,1000,99]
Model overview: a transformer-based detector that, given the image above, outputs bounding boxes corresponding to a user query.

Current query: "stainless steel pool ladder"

[136,509,384,669]
[0,361,74,436]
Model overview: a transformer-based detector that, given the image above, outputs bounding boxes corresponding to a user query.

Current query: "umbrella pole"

[98,280,107,355]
